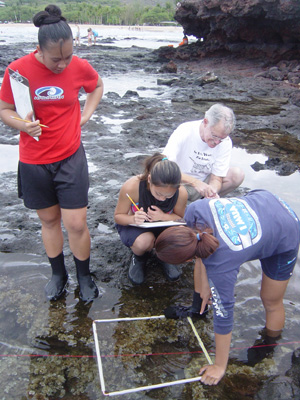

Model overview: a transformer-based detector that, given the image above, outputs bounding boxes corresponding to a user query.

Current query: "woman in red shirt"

[0,5,104,303]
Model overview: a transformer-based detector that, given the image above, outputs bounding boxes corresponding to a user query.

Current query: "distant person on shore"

[0,5,104,303]
[178,34,188,46]
[163,103,244,201]
[75,23,80,46]
[114,153,188,285]
[155,189,300,384]
[87,28,98,45]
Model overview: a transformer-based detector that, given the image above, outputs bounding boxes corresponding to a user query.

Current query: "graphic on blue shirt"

[34,86,64,100]
[209,279,228,318]
[209,198,262,251]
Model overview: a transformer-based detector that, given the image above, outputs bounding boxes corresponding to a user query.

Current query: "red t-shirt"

[0,51,99,164]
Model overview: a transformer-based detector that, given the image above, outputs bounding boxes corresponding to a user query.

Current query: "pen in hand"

[126,193,140,211]
[10,115,49,128]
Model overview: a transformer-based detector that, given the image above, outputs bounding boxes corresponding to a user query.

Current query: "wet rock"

[175,0,300,61]
[157,77,180,86]
[159,60,178,73]
[286,348,300,385]
[251,158,298,176]
[255,376,300,400]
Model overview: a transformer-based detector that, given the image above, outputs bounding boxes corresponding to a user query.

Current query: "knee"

[39,212,61,230]
[132,233,155,253]
[64,216,87,235]
[230,167,245,187]
[261,296,283,313]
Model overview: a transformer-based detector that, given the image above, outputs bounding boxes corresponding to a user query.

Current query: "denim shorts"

[18,143,89,210]
[261,246,299,281]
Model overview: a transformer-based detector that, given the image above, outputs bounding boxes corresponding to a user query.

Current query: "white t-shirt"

[163,120,232,181]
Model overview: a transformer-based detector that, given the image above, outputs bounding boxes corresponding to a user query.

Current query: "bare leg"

[260,272,289,332]
[37,205,63,257]
[131,231,155,256]
[61,207,90,261]
[218,166,245,197]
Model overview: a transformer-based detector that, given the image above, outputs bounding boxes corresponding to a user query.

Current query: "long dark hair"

[33,4,72,49]
[155,225,219,264]
[139,153,181,188]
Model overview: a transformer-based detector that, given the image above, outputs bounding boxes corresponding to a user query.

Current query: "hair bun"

[33,5,66,27]
[45,4,62,17]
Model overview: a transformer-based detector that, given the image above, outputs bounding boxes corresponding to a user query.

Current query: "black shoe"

[128,254,147,285]
[78,275,99,303]
[247,337,278,366]
[45,273,68,301]
[159,261,181,282]
[164,304,208,320]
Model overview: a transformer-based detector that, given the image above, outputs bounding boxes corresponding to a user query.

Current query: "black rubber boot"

[159,261,181,281]
[74,256,99,303]
[164,292,208,319]
[128,253,149,285]
[247,329,281,366]
[45,252,68,301]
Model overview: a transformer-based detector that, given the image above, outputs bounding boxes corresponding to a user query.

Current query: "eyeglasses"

[210,132,229,143]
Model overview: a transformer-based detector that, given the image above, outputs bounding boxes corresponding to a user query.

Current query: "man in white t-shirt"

[163,103,244,201]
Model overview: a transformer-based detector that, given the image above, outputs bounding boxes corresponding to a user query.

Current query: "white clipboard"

[8,68,39,141]
[129,220,186,228]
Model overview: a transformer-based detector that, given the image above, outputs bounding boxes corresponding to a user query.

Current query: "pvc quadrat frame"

[93,315,213,396]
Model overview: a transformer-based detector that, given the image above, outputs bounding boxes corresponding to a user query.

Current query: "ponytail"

[155,226,219,264]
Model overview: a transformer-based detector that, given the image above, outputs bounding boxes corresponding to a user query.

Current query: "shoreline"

[3,22,183,32]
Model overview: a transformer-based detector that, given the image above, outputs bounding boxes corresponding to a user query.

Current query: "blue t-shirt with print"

[184,189,300,335]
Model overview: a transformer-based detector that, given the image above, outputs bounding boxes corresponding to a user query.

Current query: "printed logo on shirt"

[34,86,64,100]
[209,198,262,251]
[189,154,212,176]
[209,279,228,318]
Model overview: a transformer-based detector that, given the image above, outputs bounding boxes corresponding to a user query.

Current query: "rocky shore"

[0,37,300,399]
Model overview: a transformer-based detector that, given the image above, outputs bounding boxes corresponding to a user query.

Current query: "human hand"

[147,205,164,222]
[199,364,225,385]
[133,207,149,225]
[80,114,88,127]
[23,111,42,138]
[193,180,218,199]
[199,282,213,315]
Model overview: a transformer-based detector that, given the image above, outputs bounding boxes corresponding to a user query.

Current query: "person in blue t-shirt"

[155,189,300,385]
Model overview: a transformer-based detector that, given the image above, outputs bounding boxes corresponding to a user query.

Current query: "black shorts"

[18,143,89,210]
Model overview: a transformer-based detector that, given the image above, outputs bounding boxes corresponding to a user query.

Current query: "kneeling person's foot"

[164,304,208,320]
[78,275,99,303]
[45,273,68,301]
[128,254,148,285]
[160,261,181,281]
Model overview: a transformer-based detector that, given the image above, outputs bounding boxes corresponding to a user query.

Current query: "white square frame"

[93,315,212,396]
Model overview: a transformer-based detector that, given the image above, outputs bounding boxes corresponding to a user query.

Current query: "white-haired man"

[163,103,244,200]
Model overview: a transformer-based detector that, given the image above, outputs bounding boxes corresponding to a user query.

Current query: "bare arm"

[114,177,149,226]
[194,260,231,385]
[181,172,219,199]
[80,75,104,126]
[194,258,212,314]
[199,331,232,385]
[208,174,223,195]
